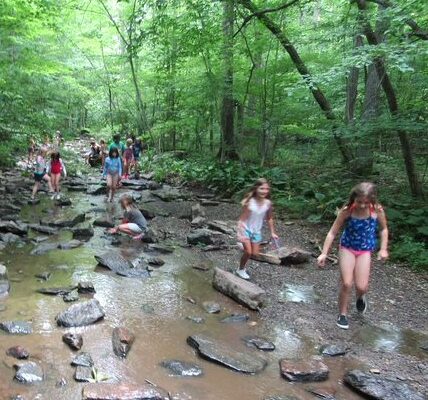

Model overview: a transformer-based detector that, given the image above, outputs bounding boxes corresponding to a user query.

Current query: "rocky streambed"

[0,140,427,400]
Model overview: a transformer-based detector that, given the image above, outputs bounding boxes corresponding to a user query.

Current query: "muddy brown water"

[0,186,424,400]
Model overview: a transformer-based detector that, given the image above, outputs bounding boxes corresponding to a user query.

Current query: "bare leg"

[106,174,113,201]
[116,224,137,237]
[32,182,40,198]
[110,174,119,201]
[354,252,371,298]
[43,174,54,192]
[239,240,252,269]
[338,248,356,316]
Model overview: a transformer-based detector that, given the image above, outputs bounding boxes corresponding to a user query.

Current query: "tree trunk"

[220,0,239,161]
[356,0,423,197]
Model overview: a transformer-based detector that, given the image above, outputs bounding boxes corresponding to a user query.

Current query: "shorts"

[34,172,45,182]
[242,229,262,244]
[127,223,144,234]
[340,246,372,257]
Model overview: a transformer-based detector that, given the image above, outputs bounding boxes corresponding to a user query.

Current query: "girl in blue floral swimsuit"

[317,182,389,330]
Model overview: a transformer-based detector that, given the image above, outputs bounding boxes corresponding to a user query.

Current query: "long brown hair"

[120,194,136,209]
[241,178,270,206]
[345,182,378,210]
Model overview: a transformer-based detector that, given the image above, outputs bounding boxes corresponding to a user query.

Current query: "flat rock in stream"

[63,289,79,302]
[37,286,77,296]
[56,299,105,327]
[220,314,249,323]
[71,352,94,367]
[112,327,135,358]
[242,336,276,351]
[74,366,93,382]
[41,213,85,228]
[212,267,265,310]
[0,220,27,235]
[0,263,10,296]
[187,334,267,374]
[344,369,426,400]
[0,321,32,335]
[207,220,235,235]
[255,246,311,265]
[28,224,58,235]
[95,252,133,273]
[14,361,44,384]
[280,357,329,382]
[82,383,170,400]
[202,301,221,314]
[320,344,348,357]
[161,359,203,377]
[78,281,96,294]
[87,185,106,195]
[147,244,175,254]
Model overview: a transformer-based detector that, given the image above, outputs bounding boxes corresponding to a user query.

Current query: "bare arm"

[266,204,278,239]
[377,205,389,260]
[317,208,349,267]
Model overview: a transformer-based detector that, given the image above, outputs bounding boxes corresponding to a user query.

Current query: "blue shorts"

[242,229,262,243]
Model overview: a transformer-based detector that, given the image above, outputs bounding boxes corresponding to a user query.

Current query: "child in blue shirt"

[103,147,122,202]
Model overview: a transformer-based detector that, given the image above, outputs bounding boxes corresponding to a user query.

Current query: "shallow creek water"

[0,187,425,400]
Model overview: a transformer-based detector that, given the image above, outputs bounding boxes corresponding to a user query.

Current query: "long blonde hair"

[241,178,270,206]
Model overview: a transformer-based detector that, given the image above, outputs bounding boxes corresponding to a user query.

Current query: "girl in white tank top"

[236,179,278,280]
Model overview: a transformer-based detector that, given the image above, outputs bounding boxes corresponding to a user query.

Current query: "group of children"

[237,179,389,330]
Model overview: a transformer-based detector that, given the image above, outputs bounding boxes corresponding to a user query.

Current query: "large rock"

[0,321,32,335]
[41,213,86,228]
[14,361,43,384]
[160,360,203,377]
[93,218,115,228]
[71,225,94,240]
[187,229,218,245]
[344,369,425,400]
[212,267,265,310]
[152,187,190,202]
[279,357,329,382]
[112,327,135,358]
[255,246,311,265]
[82,383,170,400]
[95,252,149,278]
[56,299,105,327]
[0,220,27,235]
[0,263,10,296]
[187,334,267,374]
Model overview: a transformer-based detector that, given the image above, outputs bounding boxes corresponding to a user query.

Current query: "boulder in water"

[0,321,32,335]
[160,359,203,377]
[279,357,329,382]
[0,220,27,235]
[62,332,83,351]
[56,299,105,327]
[71,352,94,367]
[14,361,44,384]
[71,225,94,240]
[320,344,348,357]
[187,334,267,374]
[112,327,135,358]
[220,314,249,323]
[63,289,79,302]
[344,369,426,400]
[6,346,30,359]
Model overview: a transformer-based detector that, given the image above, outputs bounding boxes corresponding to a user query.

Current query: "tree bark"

[220,0,239,161]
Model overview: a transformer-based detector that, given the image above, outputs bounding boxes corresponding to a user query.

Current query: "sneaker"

[50,194,56,200]
[235,269,250,280]
[336,314,349,330]
[356,295,367,314]
[56,193,61,200]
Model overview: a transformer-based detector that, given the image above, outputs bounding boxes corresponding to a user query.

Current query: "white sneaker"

[56,193,61,200]
[50,194,56,200]
[235,269,250,280]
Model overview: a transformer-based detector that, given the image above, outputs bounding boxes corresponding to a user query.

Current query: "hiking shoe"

[235,269,250,280]
[356,295,367,314]
[336,315,349,330]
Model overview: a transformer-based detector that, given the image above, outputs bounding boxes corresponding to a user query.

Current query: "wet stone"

[320,344,348,357]
[220,314,249,323]
[28,224,57,235]
[186,316,205,324]
[202,301,221,314]
[71,352,94,367]
[0,263,10,296]
[30,242,58,255]
[93,218,114,228]
[35,271,51,281]
[141,227,159,244]
[37,286,76,296]
[55,197,72,206]
[71,225,94,240]
[112,327,135,358]
[147,243,175,254]
[344,369,426,400]
[74,366,93,382]
[87,185,106,195]
[187,229,215,245]
[95,252,133,274]
[78,281,96,294]
[63,289,79,302]
[242,336,276,351]
[56,299,105,327]
[187,334,267,374]
[14,361,43,384]
[6,346,30,359]
[146,257,165,266]
[280,357,329,382]
[0,321,32,335]
[306,385,337,400]
[63,332,83,351]
[82,382,169,400]
[58,239,82,250]
[161,360,203,377]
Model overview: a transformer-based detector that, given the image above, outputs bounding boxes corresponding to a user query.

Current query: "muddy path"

[0,139,426,400]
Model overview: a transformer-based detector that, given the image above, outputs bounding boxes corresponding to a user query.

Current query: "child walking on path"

[317,182,389,330]
[103,147,122,202]
[47,151,67,200]
[236,178,278,280]
[31,147,54,200]
[122,138,134,179]
[108,194,147,240]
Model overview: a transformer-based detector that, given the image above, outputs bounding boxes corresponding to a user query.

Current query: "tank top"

[51,159,62,174]
[243,198,271,234]
[340,214,378,251]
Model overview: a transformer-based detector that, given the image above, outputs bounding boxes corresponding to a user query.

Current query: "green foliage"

[390,235,428,272]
